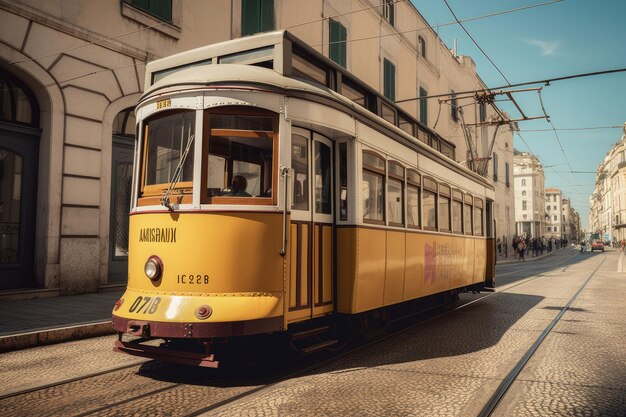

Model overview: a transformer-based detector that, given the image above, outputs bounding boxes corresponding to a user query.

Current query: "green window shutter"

[260,0,275,32]
[127,0,171,22]
[329,19,347,68]
[384,59,395,101]
[241,0,259,36]
[242,0,274,36]
[419,87,428,125]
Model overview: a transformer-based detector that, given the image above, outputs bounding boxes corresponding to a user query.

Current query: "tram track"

[478,256,606,417]
[0,250,605,417]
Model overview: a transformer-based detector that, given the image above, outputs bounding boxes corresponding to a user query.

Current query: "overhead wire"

[441,0,511,86]
[312,0,562,48]
[285,0,407,30]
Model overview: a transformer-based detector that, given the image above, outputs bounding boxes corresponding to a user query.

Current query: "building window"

[505,162,510,187]
[554,215,558,221]
[553,205,557,210]
[382,0,395,26]
[418,36,426,59]
[522,200,527,210]
[329,19,347,68]
[521,179,526,186]
[241,0,274,36]
[419,87,428,125]
[492,152,498,181]
[522,190,527,196]
[555,226,559,232]
[546,205,550,210]
[383,59,396,101]
[547,226,551,231]
[0,68,39,127]
[451,91,458,122]
[124,0,172,22]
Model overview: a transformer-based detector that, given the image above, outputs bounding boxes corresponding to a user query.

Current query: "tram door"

[288,127,334,322]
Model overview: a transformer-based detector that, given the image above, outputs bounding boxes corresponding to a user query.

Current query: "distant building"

[545,188,563,239]
[514,152,545,237]
[591,123,626,242]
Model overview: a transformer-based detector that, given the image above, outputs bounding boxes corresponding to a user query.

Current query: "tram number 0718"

[128,296,161,314]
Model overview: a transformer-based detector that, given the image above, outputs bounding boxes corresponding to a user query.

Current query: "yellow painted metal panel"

[336,228,357,313]
[287,307,311,324]
[300,223,309,307]
[355,228,386,312]
[289,223,298,309]
[128,213,284,294]
[114,288,283,323]
[322,225,333,304]
[384,230,405,306]
[463,238,475,286]
[473,241,487,284]
[313,224,320,306]
[404,232,423,300]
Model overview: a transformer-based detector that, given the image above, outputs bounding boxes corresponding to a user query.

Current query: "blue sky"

[411,0,626,229]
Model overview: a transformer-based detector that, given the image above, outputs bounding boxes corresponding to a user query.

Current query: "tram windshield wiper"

[160,132,195,211]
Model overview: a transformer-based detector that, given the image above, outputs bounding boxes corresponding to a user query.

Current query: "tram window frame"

[407,170,421,229]
[138,109,195,206]
[452,189,463,234]
[398,113,415,136]
[387,161,404,227]
[464,194,473,235]
[416,128,428,144]
[423,176,438,231]
[202,106,278,206]
[380,101,396,125]
[438,184,451,233]
[292,49,330,87]
[362,150,385,225]
[474,197,484,236]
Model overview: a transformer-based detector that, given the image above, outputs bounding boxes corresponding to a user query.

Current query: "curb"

[0,321,115,353]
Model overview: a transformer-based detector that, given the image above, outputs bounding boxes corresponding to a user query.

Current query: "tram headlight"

[144,255,163,281]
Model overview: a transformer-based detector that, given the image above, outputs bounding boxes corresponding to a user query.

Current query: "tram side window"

[339,142,348,221]
[291,133,309,210]
[464,195,473,235]
[423,177,437,230]
[362,151,385,223]
[452,191,463,234]
[407,170,421,228]
[474,198,484,236]
[439,184,451,232]
[205,108,276,203]
[388,161,404,226]
[142,110,195,196]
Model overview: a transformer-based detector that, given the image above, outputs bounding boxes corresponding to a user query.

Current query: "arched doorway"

[108,108,135,284]
[0,68,40,290]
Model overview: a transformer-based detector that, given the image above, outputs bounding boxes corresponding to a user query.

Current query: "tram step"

[300,339,338,354]
[291,325,330,340]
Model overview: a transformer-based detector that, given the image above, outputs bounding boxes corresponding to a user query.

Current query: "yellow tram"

[112,31,495,367]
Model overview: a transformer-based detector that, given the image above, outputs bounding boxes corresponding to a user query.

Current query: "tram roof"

[141,30,492,190]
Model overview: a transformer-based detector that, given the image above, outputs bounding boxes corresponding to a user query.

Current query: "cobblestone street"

[1,248,624,417]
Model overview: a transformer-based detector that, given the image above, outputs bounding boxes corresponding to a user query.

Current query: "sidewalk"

[0,289,123,352]
[496,248,555,265]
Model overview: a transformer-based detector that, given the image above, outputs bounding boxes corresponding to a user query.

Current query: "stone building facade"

[590,123,626,242]
[514,152,545,238]
[0,0,514,295]
[544,188,563,239]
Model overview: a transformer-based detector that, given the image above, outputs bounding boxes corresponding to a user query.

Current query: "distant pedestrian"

[497,238,502,255]
[518,240,526,261]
